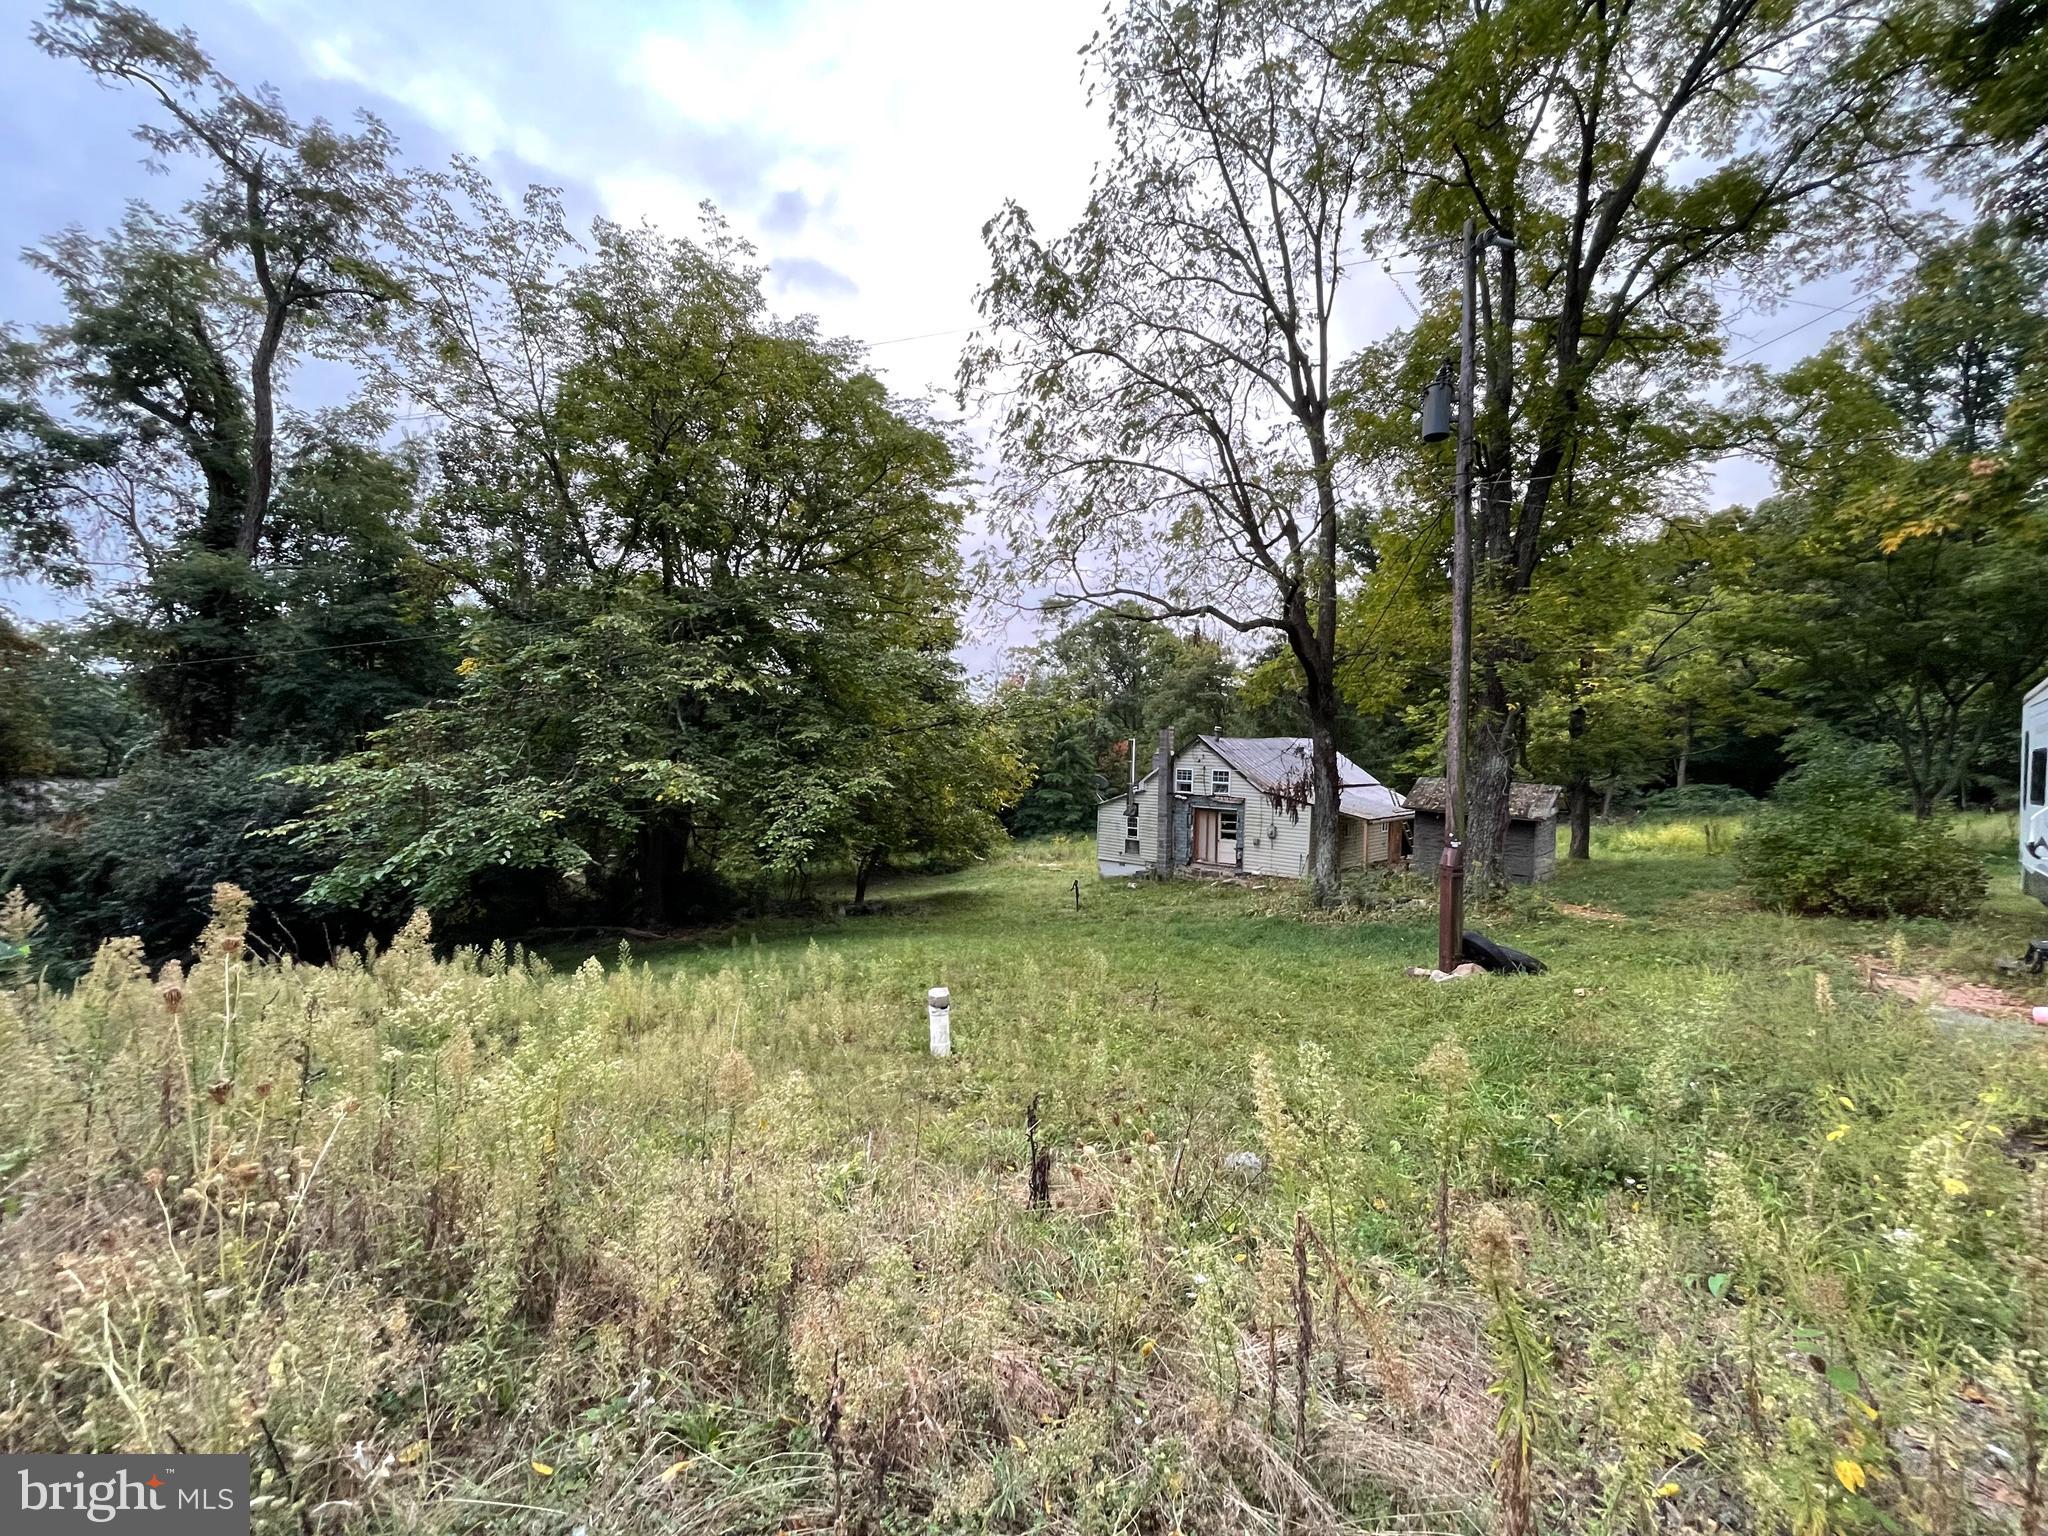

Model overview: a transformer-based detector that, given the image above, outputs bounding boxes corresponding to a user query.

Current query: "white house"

[1096,732,1412,880]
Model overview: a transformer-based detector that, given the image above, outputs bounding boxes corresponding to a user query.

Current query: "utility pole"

[1421,216,1510,974]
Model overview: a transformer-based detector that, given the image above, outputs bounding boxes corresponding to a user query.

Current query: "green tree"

[964,0,1378,902]
[1350,0,1934,890]
[287,203,1003,924]
[1722,224,2048,813]
[8,1,406,745]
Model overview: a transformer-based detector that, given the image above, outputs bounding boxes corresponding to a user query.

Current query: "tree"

[1353,0,1934,890]
[9,1,406,745]
[963,0,1379,901]
[1722,223,2048,813]
[286,203,1004,924]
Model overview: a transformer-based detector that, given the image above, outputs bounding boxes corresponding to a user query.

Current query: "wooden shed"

[1405,778,1561,884]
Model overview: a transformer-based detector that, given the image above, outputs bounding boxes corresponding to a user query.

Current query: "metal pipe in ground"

[1437,840,1465,974]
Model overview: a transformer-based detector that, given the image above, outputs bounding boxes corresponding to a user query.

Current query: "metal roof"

[1096,737,1410,819]
[1201,736,1411,820]
[1405,776,1562,820]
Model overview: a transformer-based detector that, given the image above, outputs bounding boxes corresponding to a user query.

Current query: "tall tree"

[1353,0,1934,889]
[1722,223,2048,813]
[963,0,1378,901]
[8,1,405,744]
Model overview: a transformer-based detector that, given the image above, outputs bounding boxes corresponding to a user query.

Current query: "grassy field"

[5,819,2048,1532]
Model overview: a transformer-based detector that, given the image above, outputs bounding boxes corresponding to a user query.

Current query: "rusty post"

[1437,839,1465,974]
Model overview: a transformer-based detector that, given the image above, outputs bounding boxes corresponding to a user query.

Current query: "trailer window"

[2032,745,2046,807]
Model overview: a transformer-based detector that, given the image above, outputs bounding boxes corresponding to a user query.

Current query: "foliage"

[280,207,1010,925]
[0,745,343,974]
[1345,0,1938,890]
[1719,224,2048,816]
[964,0,1378,900]
[1740,737,1988,917]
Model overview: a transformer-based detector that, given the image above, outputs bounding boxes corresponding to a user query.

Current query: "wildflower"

[530,1460,554,1477]
[1942,1176,1970,1197]
[713,1049,757,1110]
[1814,971,1835,1015]
[0,887,41,947]
[1827,1124,1850,1142]
[157,960,186,1016]
[1418,1037,1473,1096]
[1467,1203,1519,1283]
[1655,1482,1680,1498]
[207,1080,233,1106]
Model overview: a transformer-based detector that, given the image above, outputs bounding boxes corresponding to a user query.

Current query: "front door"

[1192,808,1220,864]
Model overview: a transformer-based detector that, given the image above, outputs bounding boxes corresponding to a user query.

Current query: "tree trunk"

[1567,653,1591,860]
[637,812,692,926]
[1464,666,1519,897]
[1675,710,1692,790]
[1601,779,1616,817]
[854,850,880,906]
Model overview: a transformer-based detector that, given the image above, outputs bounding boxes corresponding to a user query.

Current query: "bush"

[0,745,355,974]
[1738,748,1985,918]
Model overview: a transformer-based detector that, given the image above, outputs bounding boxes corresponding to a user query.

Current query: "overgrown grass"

[4,823,2048,1532]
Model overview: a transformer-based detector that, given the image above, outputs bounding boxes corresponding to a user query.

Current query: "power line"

[1725,295,1865,362]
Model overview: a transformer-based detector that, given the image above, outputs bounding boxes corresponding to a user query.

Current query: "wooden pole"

[1439,216,1476,974]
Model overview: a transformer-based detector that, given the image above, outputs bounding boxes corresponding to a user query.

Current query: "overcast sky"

[0,0,1864,667]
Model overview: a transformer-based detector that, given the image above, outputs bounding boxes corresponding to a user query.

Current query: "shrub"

[0,745,355,974]
[1738,748,1985,918]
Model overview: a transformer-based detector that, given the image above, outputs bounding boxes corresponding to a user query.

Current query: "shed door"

[1192,808,1220,864]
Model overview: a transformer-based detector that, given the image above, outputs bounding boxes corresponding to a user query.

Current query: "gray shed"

[1405,778,1561,884]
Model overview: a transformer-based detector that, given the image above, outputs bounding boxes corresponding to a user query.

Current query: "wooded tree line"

[975,0,2048,893]
[2,0,2045,963]
[0,2,1020,967]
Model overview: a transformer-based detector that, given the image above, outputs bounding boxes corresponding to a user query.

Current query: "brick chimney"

[1152,728,1175,876]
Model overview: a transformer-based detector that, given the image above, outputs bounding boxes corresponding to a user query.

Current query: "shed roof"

[1405,777,1562,820]
[1202,736,1411,820]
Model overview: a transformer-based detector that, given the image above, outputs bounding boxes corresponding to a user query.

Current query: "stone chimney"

[1152,728,1175,876]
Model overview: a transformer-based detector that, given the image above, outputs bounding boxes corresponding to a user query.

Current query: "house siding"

[1410,809,1557,883]
[1096,784,1154,875]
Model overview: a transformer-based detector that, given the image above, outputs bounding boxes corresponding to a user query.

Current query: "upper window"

[1211,768,1230,793]
[1174,767,1194,793]
[2032,745,2046,807]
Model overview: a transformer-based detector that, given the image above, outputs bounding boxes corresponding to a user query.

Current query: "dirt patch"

[1555,901,1628,923]
[1858,957,2037,1020]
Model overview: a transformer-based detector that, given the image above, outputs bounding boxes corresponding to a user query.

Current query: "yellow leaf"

[1942,1176,1969,1197]
[1834,1459,1866,1494]
[531,1460,554,1477]
[1837,1096,1855,1110]
[396,1439,428,1465]
[1827,1124,1850,1142]
[659,1458,690,1483]
[1655,1482,1680,1498]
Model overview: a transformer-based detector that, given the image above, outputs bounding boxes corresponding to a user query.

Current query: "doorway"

[1192,807,1220,864]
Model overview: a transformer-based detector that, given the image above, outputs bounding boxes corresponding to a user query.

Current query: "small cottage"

[1097,732,1411,881]
[1405,778,1561,884]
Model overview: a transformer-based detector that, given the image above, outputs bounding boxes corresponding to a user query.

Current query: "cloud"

[761,189,814,236]
[771,256,858,299]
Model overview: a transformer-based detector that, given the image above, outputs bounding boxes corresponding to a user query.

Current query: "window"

[1210,768,1230,793]
[1124,809,1141,855]
[1174,767,1194,793]
[1219,808,1239,843]
[2032,744,2046,807]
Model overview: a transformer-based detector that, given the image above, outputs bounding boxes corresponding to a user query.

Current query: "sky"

[0,0,1871,669]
